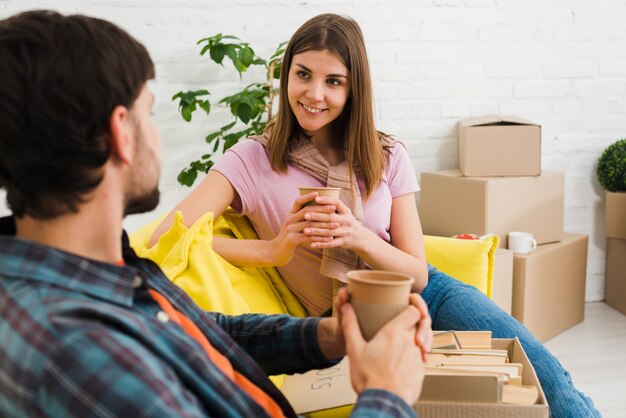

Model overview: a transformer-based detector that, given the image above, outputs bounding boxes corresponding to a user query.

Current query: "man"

[0,10,429,418]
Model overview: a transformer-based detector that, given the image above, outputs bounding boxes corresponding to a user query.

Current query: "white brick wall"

[2,0,626,302]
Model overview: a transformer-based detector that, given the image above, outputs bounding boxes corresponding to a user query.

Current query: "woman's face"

[287,49,350,137]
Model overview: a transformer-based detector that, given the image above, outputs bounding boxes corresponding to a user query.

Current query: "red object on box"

[452,233,480,240]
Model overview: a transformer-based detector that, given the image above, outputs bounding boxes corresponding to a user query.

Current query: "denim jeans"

[421,265,600,418]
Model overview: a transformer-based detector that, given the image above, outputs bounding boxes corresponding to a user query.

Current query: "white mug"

[508,231,537,254]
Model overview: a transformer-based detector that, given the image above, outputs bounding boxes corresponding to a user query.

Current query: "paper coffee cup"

[299,187,341,207]
[508,231,537,254]
[346,270,414,341]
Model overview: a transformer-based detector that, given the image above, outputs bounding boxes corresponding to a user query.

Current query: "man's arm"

[36,327,270,418]
[211,312,340,376]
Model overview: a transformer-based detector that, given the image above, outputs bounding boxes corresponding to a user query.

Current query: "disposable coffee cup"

[346,270,414,341]
[299,187,341,207]
[508,231,537,254]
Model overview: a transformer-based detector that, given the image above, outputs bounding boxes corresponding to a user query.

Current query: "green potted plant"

[171,34,285,187]
[596,138,626,193]
[596,138,626,315]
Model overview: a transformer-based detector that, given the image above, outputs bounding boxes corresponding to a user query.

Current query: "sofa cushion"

[424,234,499,298]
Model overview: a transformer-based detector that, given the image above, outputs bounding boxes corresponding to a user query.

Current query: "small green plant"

[173,34,285,186]
[596,139,626,192]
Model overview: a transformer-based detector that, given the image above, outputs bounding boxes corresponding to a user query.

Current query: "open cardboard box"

[280,337,548,418]
[458,115,541,177]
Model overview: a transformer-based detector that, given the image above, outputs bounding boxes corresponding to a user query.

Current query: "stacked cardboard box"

[419,115,588,342]
[605,192,626,315]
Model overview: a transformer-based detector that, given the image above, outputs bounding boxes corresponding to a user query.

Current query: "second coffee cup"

[508,231,538,254]
[298,187,341,206]
[346,270,414,341]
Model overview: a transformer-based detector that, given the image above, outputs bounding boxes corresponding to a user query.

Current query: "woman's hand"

[268,192,340,265]
[302,196,368,252]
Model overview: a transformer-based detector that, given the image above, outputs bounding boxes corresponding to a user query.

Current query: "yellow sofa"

[130,208,498,317]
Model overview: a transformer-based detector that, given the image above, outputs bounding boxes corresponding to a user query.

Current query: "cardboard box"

[604,192,626,315]
[493,248,514,315]
[280,337,549,418]
[512,233,588,342]
[605,238,626,316]
[605,191,626,239]
[458,115,541,177]
[419,170,564,248]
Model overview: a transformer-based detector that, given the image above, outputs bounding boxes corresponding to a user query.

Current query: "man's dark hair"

[0,10,155,218]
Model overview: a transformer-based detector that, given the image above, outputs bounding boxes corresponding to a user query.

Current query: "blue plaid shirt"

[0,217,415,418]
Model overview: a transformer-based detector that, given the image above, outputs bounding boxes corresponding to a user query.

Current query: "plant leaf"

[181,105,192,122]
[239,46,254,67]
[224,44,238,63]
[209,44,225,64]
[198,100,211,115]
[178,167,198,187]
[205,131,221,143]
[220,121,237,131]
[236,103,252,123]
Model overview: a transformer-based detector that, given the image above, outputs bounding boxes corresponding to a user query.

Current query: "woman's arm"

[149,170,337,268]
[305,193,429,292]
[149,170,234,247]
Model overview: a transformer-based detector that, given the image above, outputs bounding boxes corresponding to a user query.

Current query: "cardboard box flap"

[459,115,539,128]
[497,116,539,126]
[492,339,547,407]
[459,115,503,127]
[280,357,356,414]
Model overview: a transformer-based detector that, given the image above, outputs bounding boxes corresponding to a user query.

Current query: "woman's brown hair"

[267,13,385,198]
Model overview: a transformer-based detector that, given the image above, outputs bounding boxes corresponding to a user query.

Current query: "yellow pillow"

[424,234,499,297]
[130,211,307,317]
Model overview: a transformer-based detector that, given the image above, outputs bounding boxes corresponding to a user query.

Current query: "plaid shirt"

[0,217,416,418]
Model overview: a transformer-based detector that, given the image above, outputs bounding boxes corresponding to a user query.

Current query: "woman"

[152,13,599,417]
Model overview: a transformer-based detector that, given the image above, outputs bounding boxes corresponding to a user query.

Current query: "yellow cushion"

[129,211,307,317]
[424,234,499,297]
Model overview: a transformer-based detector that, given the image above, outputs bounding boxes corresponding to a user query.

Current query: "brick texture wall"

[3,0,625,302]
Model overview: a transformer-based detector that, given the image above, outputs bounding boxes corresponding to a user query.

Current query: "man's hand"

[409,292,433,360]
[340,296,427,406]
[316,287,350,360]
[316,288,432,362]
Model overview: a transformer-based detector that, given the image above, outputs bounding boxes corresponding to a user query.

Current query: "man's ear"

[109,105,133,164]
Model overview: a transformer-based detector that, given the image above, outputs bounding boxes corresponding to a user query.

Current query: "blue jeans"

[421,265,600,418]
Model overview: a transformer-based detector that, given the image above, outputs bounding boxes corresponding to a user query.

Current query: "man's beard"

[124,186,160,216]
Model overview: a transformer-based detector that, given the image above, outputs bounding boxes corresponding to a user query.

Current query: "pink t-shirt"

[212,139,419,316]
